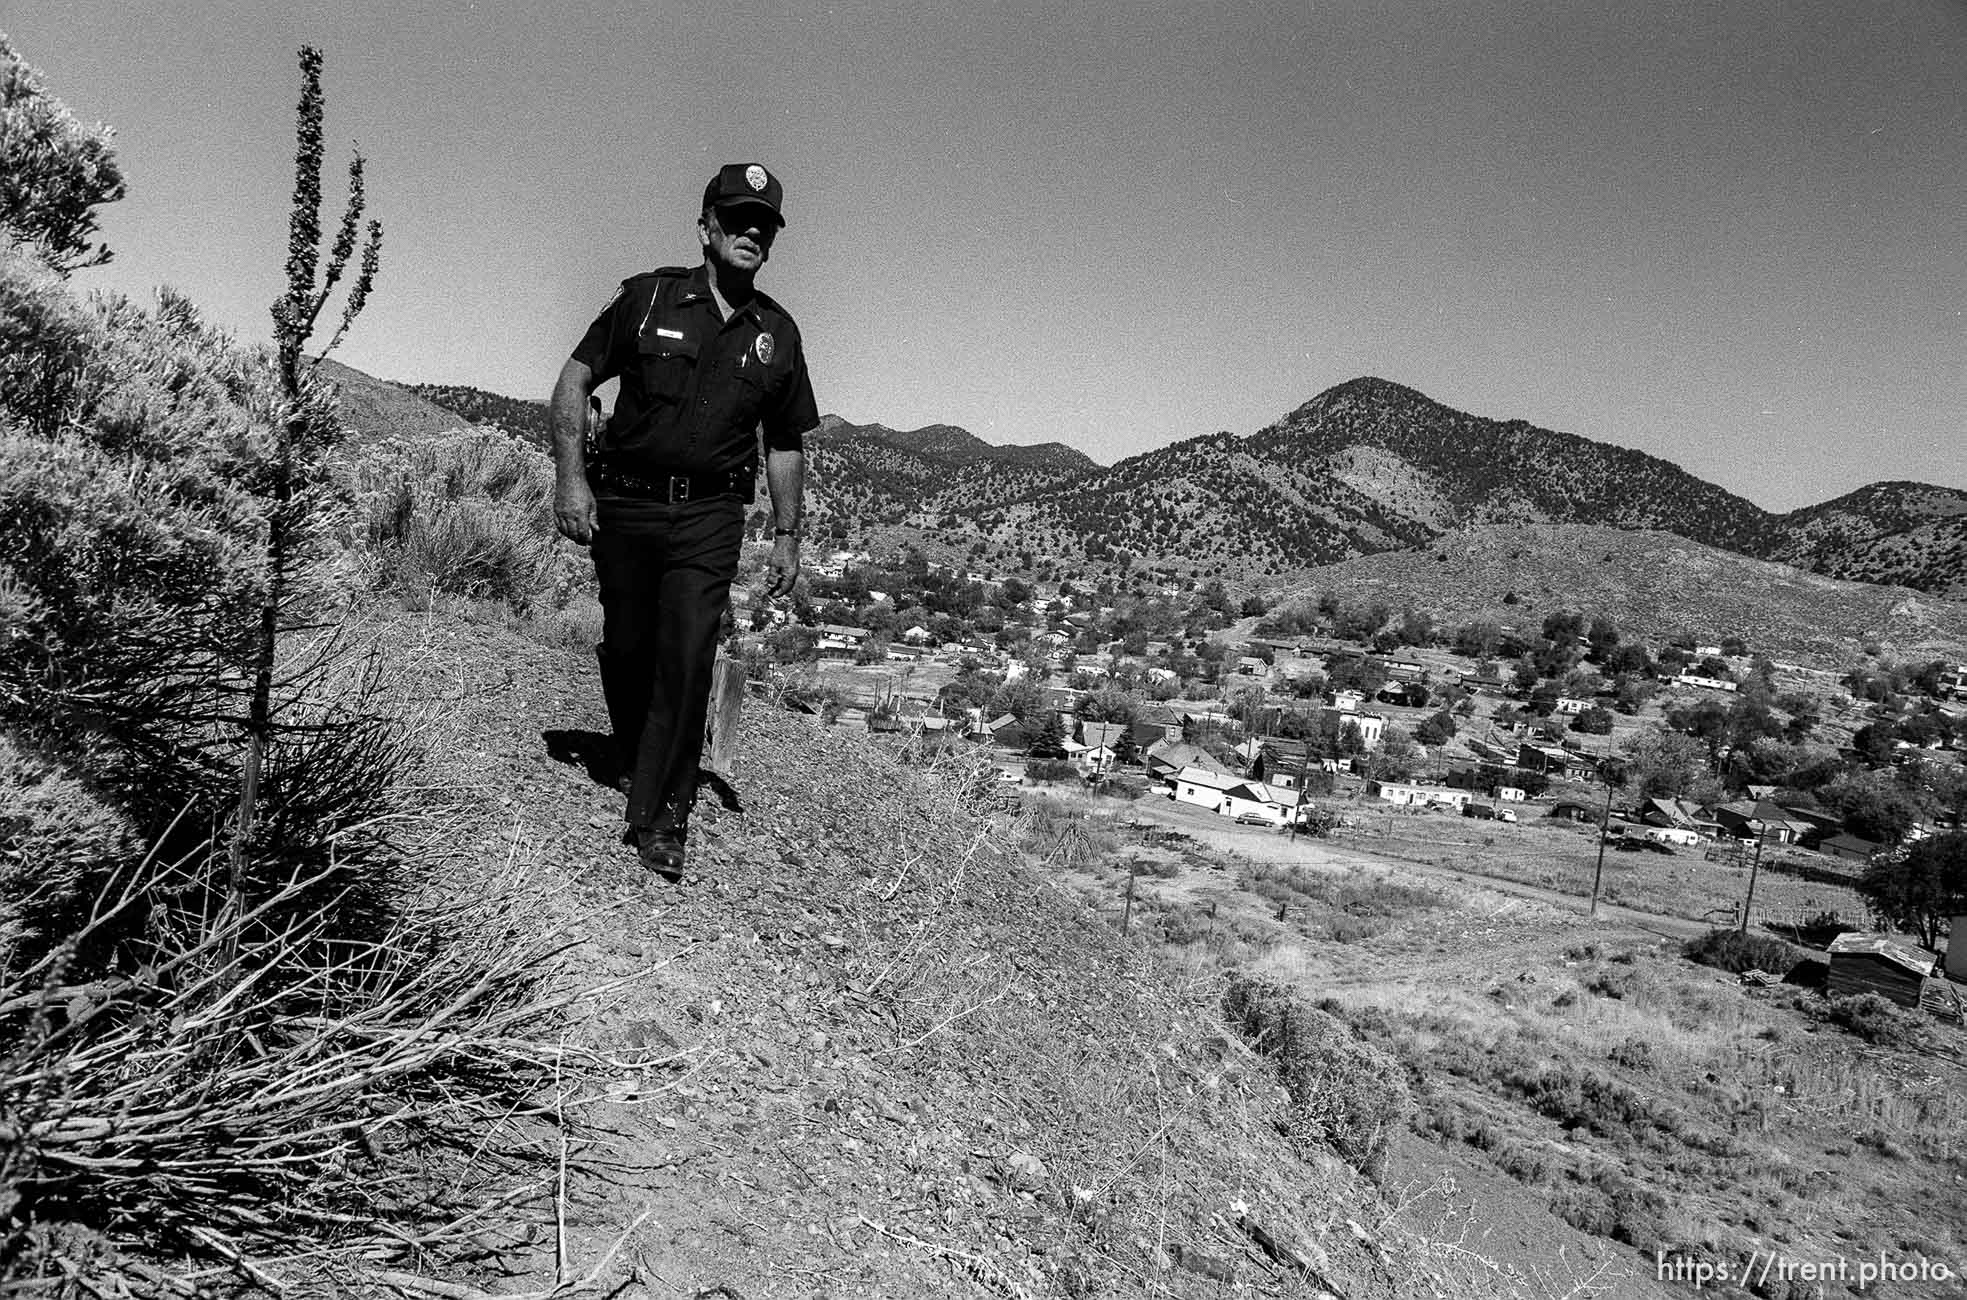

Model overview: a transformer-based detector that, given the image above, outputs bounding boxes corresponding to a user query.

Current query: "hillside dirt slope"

[1273,523,1967,662]
[370,607,1638,1299]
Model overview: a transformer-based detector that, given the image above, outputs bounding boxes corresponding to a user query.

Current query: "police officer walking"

[550,163,817,881]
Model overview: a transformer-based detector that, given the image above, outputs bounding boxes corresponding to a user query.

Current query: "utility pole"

[1738,822,1766,936]
[1587,766,1613,920]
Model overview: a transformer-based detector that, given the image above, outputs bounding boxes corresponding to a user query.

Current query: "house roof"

[1172,765,1242,793]
[1148,740,1234,776]
[1080,721,1129,750]
[1642,797,1694,827]
[1828,933,1937,976]
[1714,799,1815,832]
[1820,832,1883,855]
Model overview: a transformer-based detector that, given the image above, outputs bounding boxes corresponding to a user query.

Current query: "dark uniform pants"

[591,495,746,835]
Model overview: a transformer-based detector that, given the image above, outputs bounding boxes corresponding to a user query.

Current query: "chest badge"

[753,332,775,365]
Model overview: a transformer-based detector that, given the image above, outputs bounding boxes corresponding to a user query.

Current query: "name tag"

[655,327,685,340]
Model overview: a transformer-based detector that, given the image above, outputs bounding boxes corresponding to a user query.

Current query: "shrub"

[1023,758,1078,784]
[347,428,568,613]
[0,35,127,274]
[1224,976,1411,1181]
[1824,993,1917,1044]
[1607,1037,1654,1071]
[1682,929,1801,977]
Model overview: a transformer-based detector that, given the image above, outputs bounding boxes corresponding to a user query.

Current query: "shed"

[1819,833,1883,864]
[1826,933,1938,1008]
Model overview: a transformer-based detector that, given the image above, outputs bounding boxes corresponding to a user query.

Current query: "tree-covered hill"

[390,368,1967,597]
[1773,481,1967,599]
[408,380,551,447]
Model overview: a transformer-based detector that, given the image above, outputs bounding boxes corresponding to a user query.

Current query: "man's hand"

[766,534,800,598]
[554,478,599,545]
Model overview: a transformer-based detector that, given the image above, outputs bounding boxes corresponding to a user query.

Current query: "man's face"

[700,203,779,274]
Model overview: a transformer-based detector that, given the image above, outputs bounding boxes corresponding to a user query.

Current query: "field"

[1009,785,1967,1299]
[1324,805,1874,934]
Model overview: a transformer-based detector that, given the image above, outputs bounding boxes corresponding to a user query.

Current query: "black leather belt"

[589,465,753,503]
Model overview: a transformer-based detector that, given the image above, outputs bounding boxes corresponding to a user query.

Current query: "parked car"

[1234,811,1281,827]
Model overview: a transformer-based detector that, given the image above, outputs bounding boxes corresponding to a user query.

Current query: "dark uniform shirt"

[572,264,818,478]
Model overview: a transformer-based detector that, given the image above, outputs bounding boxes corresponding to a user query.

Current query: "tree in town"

[1818,769,1925,846]
[990,675,1044,722]
[1541,609,1587,646]
[1328,655,1388,695]
[1414,709,1457,746]
[1358,726,1421,781]
[1859,833,1967,950]
[1585,614,1621,663]
[1619,727,1712,801]
[1455,620,1503,659]
[1028,711,1069,760]
[1075,685,1140,724]
[1571,704,1615,735]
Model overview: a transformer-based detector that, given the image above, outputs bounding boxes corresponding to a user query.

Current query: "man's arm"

[550,357,599,544]
[764,442,807,598]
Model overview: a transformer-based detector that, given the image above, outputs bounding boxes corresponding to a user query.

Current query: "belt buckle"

[668,475,691,503]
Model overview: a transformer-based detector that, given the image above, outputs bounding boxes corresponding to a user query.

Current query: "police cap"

[702,163,786,227]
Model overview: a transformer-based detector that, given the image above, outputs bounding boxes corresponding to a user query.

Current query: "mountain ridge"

[336,366,1963,598]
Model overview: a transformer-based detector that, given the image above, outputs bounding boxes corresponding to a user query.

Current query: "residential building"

[1712,799,1815,846]
[1367,780,1472,810]
[1676,673,1740,693]
[1819,833,1883,864]
[1516,742,1575,777]
[1324,707,1386,749]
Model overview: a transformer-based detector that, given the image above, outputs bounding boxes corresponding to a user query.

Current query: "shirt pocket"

[637,331,699,410]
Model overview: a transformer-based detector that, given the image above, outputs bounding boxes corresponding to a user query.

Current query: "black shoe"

[630,825,686,882]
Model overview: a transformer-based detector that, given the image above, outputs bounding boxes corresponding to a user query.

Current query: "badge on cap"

[745,164,768,192]
[754,332,775,365]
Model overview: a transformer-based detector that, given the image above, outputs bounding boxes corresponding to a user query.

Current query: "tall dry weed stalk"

[227,43,383,935]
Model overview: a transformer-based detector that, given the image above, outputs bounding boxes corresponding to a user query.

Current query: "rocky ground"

[367,607,1602,1299]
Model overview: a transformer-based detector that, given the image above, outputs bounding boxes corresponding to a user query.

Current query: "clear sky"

[10,1,1964,511]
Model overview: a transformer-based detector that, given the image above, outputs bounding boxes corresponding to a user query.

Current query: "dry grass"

[1328,809,1872,929]
[1296,938,1967,1274]
[0,829,646,1294]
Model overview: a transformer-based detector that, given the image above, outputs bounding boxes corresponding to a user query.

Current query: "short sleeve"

[761,329,819,452]
[570,283,628,381]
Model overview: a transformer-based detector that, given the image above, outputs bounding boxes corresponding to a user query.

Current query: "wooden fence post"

[703,651,744,779]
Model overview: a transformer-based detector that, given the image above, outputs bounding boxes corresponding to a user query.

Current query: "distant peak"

[1282,376,1433,422]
